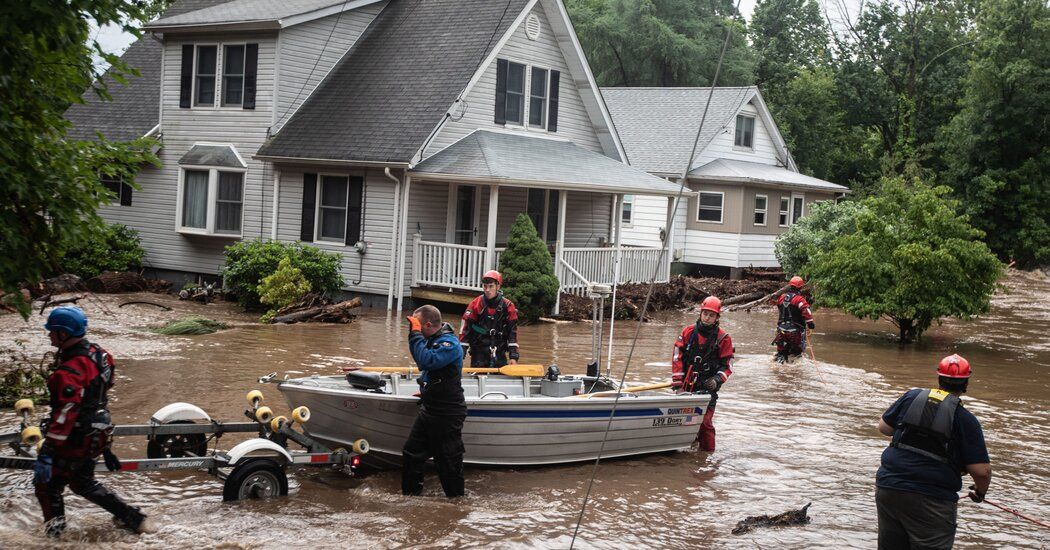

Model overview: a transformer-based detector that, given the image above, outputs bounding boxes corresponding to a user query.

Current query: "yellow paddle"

[342,364,546,377]
[572,382,674,398]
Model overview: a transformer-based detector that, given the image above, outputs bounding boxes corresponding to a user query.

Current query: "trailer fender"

[226,439,292,466]
[150,403,212,425]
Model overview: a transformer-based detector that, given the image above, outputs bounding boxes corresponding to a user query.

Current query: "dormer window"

[180,43,258,110]
[495,58,560,131]
[734,115,754,149]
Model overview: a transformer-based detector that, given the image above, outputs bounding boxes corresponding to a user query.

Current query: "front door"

[454,185,478,245]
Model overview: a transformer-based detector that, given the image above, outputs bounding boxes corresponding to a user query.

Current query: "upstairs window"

[529,67,548,128]
[495,59,560,131]
[505,61,526,125]
[697,191,724,223]
[754,194,767,225]
[622,194,633,226]
[735,115,754,149]
[222,45,245,106]
[194,45,217,106]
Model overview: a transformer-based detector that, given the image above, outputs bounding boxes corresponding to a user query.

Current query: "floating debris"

[732,502,812,535]
[152,316,228,336]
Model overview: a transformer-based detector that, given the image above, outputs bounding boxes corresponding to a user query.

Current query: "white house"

[66,0,682,310]
[601,87,849,278]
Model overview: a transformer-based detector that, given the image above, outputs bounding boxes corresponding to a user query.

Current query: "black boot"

[44,517,66,538]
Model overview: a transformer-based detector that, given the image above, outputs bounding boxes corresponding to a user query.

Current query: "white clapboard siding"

[422,4,604,158]
[274,168,397,295]
[563,192,612,248]
[682,230,741,267]
[738,233,779,267]
[273,3,386,132]
[693,103,781,167]
[98,33,278,275]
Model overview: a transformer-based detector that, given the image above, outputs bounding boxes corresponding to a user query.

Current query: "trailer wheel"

[223,458,288,502]
[146,420,208,458]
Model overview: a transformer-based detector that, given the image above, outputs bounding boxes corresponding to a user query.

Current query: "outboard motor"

[345,371,386,391]
[586,361,599,378]
[545,364,561,381]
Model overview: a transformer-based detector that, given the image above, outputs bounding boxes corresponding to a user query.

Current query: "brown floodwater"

[1,271,1048,549]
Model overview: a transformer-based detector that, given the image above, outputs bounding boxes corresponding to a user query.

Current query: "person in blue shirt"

[875,354,992,549]
[402,305,466,498]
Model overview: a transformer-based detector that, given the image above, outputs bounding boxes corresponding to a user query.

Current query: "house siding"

[692,102,782,167]
[685,182,744,234]
[273,3,386,132]
[421,4,604,159]
[100,32,279,276]
[741,186,838,236]
[274,167,396,295]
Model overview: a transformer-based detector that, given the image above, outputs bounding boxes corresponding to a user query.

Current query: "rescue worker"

[773,276,815,363]
[460,270,520,368]
[875,354,992,549]
[402,305,467,498]
[671,296,734,452]
[35,306,154,537]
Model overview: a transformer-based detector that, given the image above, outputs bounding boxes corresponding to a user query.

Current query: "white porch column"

[486,185,499,270]
[605,193,624,370]
[553,189,568,315]
[395,175,413,313]
[270,168,280,241]
[386,172,402,310]
[665,195,677,281]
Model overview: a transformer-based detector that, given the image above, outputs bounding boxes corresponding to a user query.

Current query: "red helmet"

[789,276,805,288]
[937,354,971,378]
[482,270,502,285]
[700,296,721,315]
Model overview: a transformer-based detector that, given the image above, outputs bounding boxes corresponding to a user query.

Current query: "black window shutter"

[301,173,317,242]
[494,58,508,124]
[548,70,560,132]
[243,43,258,110]
[179,44,194,108]
[120,182,133,206]
[345,176,364,245]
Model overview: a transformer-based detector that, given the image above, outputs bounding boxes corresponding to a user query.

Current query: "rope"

[979,498,1050,530]
[568,3,744,546]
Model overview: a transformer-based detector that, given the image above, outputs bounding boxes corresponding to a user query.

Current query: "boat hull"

[278,376,710,467]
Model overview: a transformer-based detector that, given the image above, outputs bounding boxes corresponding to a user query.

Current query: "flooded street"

[1,272,1048,548]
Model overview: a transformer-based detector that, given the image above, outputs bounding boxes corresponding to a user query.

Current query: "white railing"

[561,246,669,286]
[556,257,592,296]
[413,238,506,292]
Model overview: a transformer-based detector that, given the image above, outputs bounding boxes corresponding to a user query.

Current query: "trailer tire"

[223,458,288,502]
[146,420,208,458]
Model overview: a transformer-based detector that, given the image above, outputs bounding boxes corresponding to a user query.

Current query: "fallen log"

[118,300,173,311]
[85,271,148,293]
[727,284,791,311]
[732,502,811,535]
[272,297,362,324]
[721,291,766,307]
[38,295,85,314]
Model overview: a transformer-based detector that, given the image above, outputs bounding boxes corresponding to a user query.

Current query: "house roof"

[688,158,848,192]
[64,0,233,142]
[146,0,382,31]
[600,86,759,175]
[410,130,684,196]
[256,0,530,164]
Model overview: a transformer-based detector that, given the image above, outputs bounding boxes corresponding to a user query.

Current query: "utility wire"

[568,2,745,547]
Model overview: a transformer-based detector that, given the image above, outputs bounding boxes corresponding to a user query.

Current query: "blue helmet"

[44,306,88,337]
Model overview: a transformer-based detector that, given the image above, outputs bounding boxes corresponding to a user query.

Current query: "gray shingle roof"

[64,0,233,142]
[600,87,757,175]
[257,0,530,163]
[688,158,848,191]
[411,130,684,195]
[147,0,357,29]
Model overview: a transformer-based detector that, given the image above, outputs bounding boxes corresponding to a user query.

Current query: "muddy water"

[1,273,1048,549]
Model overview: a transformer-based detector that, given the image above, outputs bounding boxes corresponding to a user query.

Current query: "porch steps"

[411,286,475,306]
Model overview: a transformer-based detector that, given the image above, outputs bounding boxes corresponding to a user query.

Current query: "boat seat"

[345,371,386,391]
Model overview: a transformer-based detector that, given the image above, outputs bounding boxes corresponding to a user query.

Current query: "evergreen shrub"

[59,223,145,279]
[499,214,559,322]
[222,240,342,310]
[257,257,312,322]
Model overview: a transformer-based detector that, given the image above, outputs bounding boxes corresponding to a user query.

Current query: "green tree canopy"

[0,1,160,317]
[939,0,1050,267]
[801,178,1002,342]
[774,199,865,276]
[499,215,559,322]
[567,0,754,87]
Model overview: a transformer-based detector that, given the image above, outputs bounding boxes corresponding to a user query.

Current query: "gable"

[692,102,783,168]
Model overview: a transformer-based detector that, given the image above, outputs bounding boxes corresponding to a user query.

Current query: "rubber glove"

[702,377,722,392]
[406,316,422,333]
[33,453,52,485]
[968,484,986,503]
[103,448,122,472]
[806,321,816,330]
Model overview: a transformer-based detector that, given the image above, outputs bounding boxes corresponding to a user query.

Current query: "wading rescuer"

[403,305,467,498]
[672,296,734,452]
[460,270,520,368]
[875,354,991,550]
[35,306,154,537]
[773,276,815,363]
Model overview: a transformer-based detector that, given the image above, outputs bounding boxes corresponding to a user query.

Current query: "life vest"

[682,324,728,387]
[57,341,116,456]
[469,293,510,349]
[778,291,806,331]
[891,388,960,465]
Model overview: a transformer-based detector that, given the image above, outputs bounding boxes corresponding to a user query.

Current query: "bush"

[152,316,228,336]
[775,200,865,276]
[222,240,343,310]
[59,223,145,279]
[499,214,559,322]
[257,257,312,322]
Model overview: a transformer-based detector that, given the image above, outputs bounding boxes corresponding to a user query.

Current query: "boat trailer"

[0,390,369,501]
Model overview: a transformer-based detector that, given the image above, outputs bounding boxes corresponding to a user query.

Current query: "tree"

[0,1,160,317]
[751,0,831,100]
[774,199,865,276]
[499,215,560,322]
[802,178,1002,342]
[566,0,754,87]
[940,0,1050,267]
